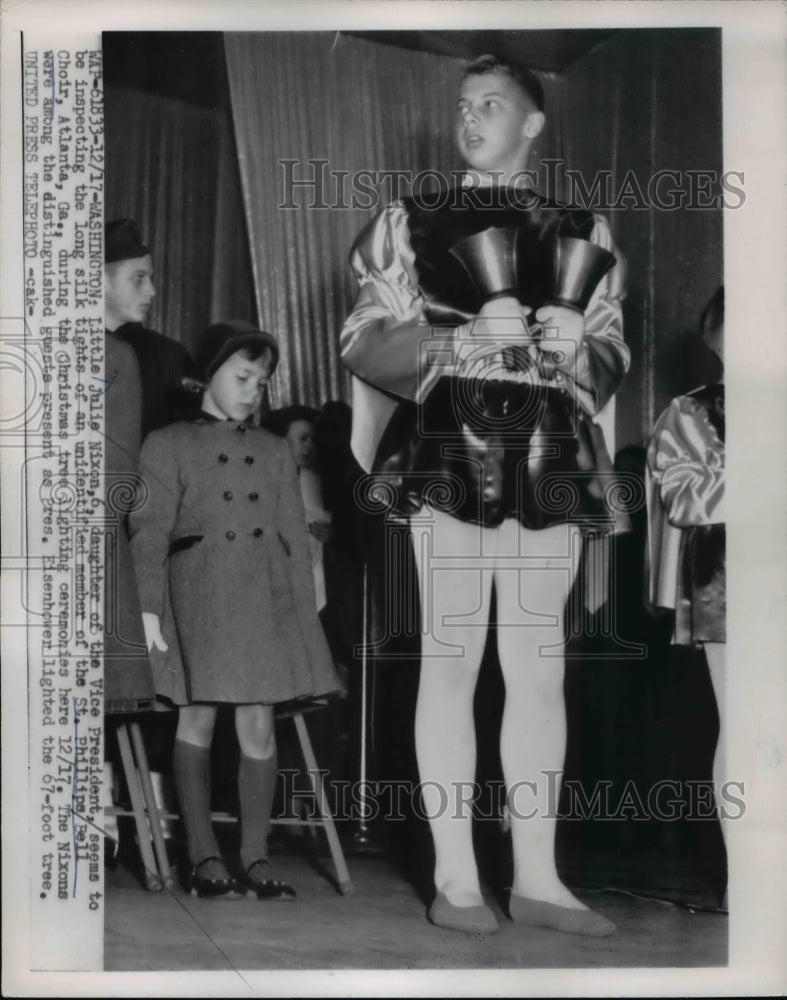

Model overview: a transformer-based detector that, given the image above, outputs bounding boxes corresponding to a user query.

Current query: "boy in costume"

[341,55,629,934]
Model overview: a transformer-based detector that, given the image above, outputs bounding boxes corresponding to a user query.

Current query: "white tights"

[410,509,585,908]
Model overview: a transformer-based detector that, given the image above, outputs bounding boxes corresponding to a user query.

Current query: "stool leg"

[129,720,174,889]
[116,723,163,892]
[293,712,353,895]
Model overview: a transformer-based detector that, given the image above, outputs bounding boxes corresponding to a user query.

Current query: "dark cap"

[105,219,151,264]
[196,320,279,381]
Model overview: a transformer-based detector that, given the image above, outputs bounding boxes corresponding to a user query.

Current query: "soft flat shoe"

[509,893,615,936]
[428,890,498,933]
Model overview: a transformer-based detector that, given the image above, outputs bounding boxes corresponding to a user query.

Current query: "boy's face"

[105,255,155,330]
[203,351,271,422]
[455,71,543,177]
[285,420,316,471]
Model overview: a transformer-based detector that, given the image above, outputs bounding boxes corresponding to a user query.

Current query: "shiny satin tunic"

[341,185,630,531]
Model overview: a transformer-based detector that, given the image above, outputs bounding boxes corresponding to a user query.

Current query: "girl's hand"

[142,612,168,653]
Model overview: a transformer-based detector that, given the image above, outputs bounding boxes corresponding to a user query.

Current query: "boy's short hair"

[461,54,545,113]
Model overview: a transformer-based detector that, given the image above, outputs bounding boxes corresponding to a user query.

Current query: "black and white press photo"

[1,3,786,997]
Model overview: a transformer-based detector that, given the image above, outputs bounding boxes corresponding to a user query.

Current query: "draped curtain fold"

[557,29,723,445]
[224,32,562,409]
[224,32,456,408]
[225,29,722,443]
[104,83,255,356]
[107,31,722,442]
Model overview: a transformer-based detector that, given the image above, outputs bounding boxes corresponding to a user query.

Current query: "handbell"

[448,226,521,302]
[546,237,616,313]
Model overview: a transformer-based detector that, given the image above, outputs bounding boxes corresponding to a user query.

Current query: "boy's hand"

[470,297,533,343]
[534,305,586,375]
[142,612,168,653]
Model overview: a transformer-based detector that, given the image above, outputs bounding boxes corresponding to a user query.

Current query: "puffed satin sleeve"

[567,213,630,417]
[340,202,450,402]
[647,394,725,528]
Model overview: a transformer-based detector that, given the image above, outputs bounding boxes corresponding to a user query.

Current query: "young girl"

[130,320,338,899]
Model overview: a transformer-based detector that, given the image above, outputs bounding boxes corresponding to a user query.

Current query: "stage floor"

[105,838,727,973]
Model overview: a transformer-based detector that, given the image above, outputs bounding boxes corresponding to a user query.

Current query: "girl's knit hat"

[195,320,279,381]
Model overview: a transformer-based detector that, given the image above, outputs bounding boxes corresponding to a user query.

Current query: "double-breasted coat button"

[253,528,263,538]
[218,454,228,463]
[245,456,254,465]
[249,491,259,501]
[226,530,236,540]
[223,491,233,501]
[237,424,247,433]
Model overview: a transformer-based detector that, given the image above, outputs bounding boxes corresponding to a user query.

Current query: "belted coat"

[130,415,338,705]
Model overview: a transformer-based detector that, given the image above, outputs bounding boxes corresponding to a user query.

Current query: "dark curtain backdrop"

[557,28,723,446]
[223,32,563,409]
[106,30,722,441]
[104,83,255,355]
[104,29,726,899]
[225,29,722,441]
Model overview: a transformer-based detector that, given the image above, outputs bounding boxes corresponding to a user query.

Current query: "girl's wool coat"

[130,416,338,705]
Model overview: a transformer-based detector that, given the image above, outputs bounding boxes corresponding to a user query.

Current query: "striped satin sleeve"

[340,202,447,402]
[564,213,630,417]
[647,394,725,527]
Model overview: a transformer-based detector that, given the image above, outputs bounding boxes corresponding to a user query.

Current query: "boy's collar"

[461,171,535,191]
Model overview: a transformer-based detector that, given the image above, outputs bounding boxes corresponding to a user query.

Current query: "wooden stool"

[109,700,353,896]
[210,699,353,896]
[275,700,353,896]
[107,718,175,891]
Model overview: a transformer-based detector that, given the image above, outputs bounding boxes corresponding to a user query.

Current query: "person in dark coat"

[104,218,196,860]
[103,331,155,711]
[105,218,195,436]
[101,329,155,867]
[130,321,338,899]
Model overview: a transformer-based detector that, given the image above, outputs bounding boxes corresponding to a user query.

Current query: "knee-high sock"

[173,739,220,866]
[238,751,278,871]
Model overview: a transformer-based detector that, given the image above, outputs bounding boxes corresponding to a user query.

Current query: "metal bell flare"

[546,237,616,313]
[448,226,522,302]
